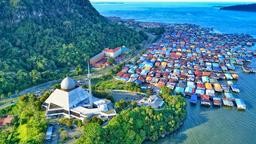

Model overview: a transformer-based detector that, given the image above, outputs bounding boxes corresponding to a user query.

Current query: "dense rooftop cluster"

[116,24,255,109]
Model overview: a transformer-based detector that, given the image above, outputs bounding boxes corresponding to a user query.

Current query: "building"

[90,46,128,67]
[137,95,164,109]
[0,115,13,128]
[43,64,116,121]
[104,47,122,58]
[89,51,105,65]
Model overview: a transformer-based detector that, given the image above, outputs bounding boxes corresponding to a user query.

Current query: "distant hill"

[220,3,256,12]
[0,0,147,97]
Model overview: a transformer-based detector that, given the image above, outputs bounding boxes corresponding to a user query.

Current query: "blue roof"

[190,94,198,102]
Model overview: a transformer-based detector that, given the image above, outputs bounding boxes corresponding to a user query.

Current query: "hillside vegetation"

[0,0,147,98]
[77,87,186,144]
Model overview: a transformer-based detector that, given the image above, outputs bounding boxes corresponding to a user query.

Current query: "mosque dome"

[61,77,76,90]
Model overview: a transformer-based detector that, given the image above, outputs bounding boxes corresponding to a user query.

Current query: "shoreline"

[108,16,256,38]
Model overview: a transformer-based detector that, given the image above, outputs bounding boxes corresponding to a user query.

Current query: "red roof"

[201,95,210,100]
[122,74,130,78]
[0,115,13,127]
[197,83,205,88]
[117,72,124,77]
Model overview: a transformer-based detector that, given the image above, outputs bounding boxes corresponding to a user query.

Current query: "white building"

[43,69,116,121]
[104,47,122,58]
[137,95,164,109]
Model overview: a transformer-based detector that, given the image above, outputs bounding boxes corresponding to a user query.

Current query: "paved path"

[111,90,146,102]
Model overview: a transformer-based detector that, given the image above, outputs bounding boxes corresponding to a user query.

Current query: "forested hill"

[220,3,256,12]
[0,0,147,98]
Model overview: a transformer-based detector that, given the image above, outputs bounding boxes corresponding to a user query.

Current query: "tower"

[88,62,93,107]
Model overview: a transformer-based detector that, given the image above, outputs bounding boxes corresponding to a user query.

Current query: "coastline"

[111,16,256,144]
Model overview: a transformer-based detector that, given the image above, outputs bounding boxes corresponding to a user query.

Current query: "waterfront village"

[115,24,255,110]
[1,21,256,143]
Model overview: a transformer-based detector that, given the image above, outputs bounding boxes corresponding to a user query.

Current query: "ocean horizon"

[93,2,256,37]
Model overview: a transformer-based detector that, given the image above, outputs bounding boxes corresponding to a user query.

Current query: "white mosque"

[43,64,116,121]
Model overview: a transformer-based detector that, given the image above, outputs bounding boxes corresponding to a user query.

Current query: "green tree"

[76,123,105,144]
[75,65,83,75]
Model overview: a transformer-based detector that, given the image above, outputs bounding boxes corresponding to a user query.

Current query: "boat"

[230,84,240,93]
[200,95,211,107]
[222,98,234,107]
[231,73,239,80]
[213,83,223,92]
[235,98,246,110]
[213,97,222,107]
[190,94,198,105]
[242,66,255,73]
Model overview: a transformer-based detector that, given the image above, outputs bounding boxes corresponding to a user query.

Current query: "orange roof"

[104,47,121,53]
[205,83,213,90]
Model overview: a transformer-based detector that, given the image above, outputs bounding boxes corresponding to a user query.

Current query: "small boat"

[213,83,223,92]
[213,97,222,107]
[222,98,234,107]
[242,66,253,73]
[235,98,246,110]
[201,95,211,107]
[190,94,198,105]
[230,85,240,93]
[231,73,239,80]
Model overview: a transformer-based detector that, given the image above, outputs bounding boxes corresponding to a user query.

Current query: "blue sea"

[93,2,256,144]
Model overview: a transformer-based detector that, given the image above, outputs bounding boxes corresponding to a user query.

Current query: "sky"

[91,0,256,2]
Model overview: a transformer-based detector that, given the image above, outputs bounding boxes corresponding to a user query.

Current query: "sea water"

[93,2,256,144]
